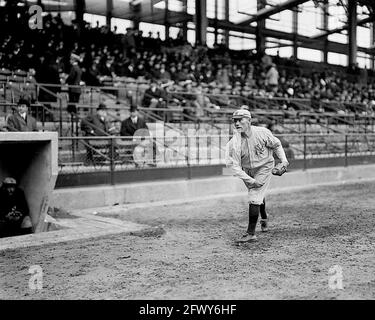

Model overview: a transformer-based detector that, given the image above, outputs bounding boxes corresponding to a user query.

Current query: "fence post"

[110,137,115,185]
[345,134,348,167]
[186,135,192,179]
[90,87,93,106]
[59,95,63,136]
[197,131,200,165]
[42,104,45,130]
[303,134,307,171]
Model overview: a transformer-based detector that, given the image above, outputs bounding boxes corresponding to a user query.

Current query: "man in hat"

[66,53,82,114]
[81,103,117,164]
[225,109,289,243]
[6,98,38,132]
[81,103,116,136]
[120,105,148,137]
[0,177,33,238]
[142,81,167,109]
[120,106,156,165]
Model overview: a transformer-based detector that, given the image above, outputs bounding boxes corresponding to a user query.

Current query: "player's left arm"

[264,129,289,166]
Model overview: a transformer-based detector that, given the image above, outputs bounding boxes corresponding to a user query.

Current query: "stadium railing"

[57,133,375,184]
[2,80,375,136]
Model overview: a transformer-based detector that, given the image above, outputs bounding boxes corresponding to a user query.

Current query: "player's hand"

[245,180,264,189]
[272,161,289,176]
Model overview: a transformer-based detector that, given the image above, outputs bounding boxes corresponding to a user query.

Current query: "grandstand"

[1,0,375,187]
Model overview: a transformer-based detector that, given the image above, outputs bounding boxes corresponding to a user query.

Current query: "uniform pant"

[243,161,274,205]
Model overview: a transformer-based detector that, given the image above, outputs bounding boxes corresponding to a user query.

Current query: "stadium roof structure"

[10,0,375,67]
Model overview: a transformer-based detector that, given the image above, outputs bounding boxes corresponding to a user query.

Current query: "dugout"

[0,132,58,233]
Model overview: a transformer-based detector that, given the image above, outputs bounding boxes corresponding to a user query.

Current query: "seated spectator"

[81,103,116,136]
[80,103,117,165]
[0,177,33,238]
[120,106,159,165]
[6,98,37,132]
[142,81,168,118]
[157,64,171,82]
[120,105,148,137]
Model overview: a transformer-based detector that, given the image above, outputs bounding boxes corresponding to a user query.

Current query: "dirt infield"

[1,181,374,300]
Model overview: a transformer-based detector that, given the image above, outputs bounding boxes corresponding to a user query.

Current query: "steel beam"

[238,0,309,26]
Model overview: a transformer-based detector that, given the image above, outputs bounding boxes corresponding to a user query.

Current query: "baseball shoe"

[260,219,268,232]
[237,233,257,243]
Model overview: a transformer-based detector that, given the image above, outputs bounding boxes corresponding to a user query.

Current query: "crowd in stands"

[1,5,375,116]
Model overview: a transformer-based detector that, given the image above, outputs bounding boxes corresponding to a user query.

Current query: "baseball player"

[225,109,289,243]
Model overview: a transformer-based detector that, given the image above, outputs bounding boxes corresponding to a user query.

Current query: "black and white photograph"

[0,0,374,306]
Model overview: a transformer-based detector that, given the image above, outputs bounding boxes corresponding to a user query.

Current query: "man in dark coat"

[120,106,155,164]
[120,105,148,136]
[66,53,82,114]
[6,98,38,132]
[0,177,33,238]
[81,103,116,136]
[80,103,116,165]
[142,81,167,109]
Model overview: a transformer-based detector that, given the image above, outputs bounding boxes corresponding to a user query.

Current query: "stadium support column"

[292,7,298,58]
[372,24,375,70]
[322,0,329,64]
[106,0,113,30]
[256,0,266,57]
[214,0,218,44]
[74,0,85,29]
[347,0,357,68]
[182,0,188,42]
[195,0,207,45]
[165,0,170,40]
[224,0,229,46]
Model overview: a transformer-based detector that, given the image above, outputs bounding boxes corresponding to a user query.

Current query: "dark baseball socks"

[247,204,260,235]
[260,198,268,220]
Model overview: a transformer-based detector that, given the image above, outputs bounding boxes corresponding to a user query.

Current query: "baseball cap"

[232,109,252,120]
[3,177,17,185]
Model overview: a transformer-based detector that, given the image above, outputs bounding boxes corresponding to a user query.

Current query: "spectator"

[120,105,148,137]
[265,63,279,93]
[0,177,33,238]
[81,103,116,136]
[122,28,136,58]
[80,103,117,165]
[65,53,82,114]
[142,81,167,117]
[120,106,159,166]
[6,98,37,132]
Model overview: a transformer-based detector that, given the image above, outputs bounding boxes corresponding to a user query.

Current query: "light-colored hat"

[232,109,252,119]
[3,177,17,185]
[240,105,250,110]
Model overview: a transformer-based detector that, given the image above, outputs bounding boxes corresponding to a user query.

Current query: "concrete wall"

[52,164,375,210]
[0,132,58,232]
